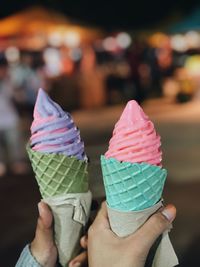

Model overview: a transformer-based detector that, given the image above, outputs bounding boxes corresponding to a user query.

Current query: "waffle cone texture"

[27,145,89,199]
[101,156,167,211]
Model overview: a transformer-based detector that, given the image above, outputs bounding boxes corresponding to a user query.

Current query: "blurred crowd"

[0,53,41,176]
[2,31,200,175]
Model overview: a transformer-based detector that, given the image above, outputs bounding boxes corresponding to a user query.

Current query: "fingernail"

[38,202,44,217]
[82,235,87,243]
[162,205,176,222]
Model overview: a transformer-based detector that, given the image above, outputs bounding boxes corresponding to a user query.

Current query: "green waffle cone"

[101,156,167,211]
[27,146,89,198]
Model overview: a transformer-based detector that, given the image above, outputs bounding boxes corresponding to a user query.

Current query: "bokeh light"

[116,32,132,48]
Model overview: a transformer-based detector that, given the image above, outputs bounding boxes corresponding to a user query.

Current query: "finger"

[35,202,54,244]
[80,235,88,249]
[92,201,110,229]
[68,251,88,267]
[38,201,53,229]
[133,204,176,250]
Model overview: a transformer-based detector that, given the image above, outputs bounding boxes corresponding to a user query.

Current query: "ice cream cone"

[101,100,178,267]
[27,89,92,266]
[27,145,89,198]
[101,155,167,211]
[27,145,91,266]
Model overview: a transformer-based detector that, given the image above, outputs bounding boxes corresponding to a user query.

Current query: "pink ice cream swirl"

[105,100,162,166]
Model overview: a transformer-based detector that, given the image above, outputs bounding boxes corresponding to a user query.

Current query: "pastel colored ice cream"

[27,88,91,267]
[105,100,162,166]
[30,88,86,161]
[102,100,166,211]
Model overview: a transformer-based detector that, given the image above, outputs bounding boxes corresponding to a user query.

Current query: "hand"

[88,202,176,267]
[30,202,88,267]
[30,202,57,267]
[69,236,88,267]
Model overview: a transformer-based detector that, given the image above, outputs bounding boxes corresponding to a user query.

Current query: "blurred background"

[1,0,200,266]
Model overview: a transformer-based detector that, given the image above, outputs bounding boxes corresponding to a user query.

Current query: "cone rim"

[27,143,87,164]
[101,155,165,171]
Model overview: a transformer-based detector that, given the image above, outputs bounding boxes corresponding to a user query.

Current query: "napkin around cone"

[44,191,92,267]
[107,200,178,267]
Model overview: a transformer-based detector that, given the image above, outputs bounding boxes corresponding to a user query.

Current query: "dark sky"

[0,0,199,30]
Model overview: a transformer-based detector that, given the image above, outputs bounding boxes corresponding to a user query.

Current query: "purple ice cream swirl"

[30,88,86,161]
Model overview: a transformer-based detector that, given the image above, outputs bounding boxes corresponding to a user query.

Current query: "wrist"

[30,241,57,267]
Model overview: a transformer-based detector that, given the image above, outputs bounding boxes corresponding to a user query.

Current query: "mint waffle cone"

[27,145,89,198]
[101,155,167,211]
[27,145,91,267]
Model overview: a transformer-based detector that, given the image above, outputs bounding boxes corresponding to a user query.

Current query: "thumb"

[35,202,54,244]
[133,205,176,251]
[31,204,57,267]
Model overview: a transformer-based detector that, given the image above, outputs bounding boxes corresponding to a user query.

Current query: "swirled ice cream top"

[30,88,86,161]
[105,100,162,166]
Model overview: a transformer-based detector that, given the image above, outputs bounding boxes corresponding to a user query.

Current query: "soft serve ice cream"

[101,99,167,211]
[105,100,162,166]
[30,88,86,160]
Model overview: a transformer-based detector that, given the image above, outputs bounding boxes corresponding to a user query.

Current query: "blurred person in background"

[10,52,44,118]
[0,55,27,176]
[126,39,144,103]
[79,46,106,109]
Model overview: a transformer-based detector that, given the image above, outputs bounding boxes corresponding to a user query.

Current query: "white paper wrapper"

[44,191,92,267]
[107,200,178,267]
